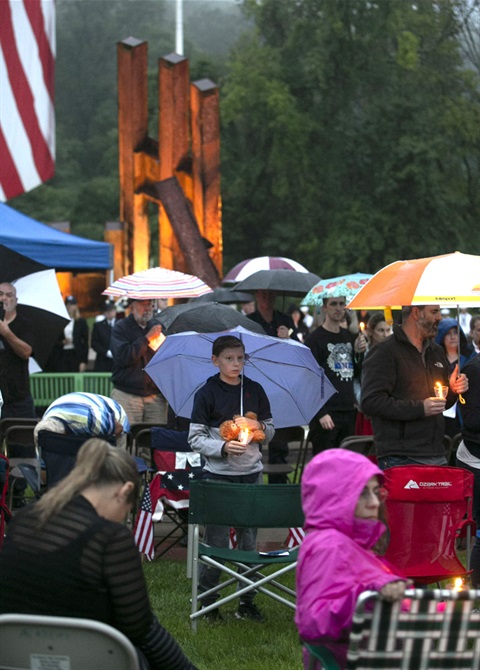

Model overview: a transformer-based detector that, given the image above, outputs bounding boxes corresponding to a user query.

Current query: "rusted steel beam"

[191,79,222,277]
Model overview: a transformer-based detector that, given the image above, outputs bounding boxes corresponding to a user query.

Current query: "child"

[295,449,408,669]
[188,335,275,622]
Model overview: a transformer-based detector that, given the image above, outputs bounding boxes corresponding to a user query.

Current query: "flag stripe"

[134,486,155,561]
[23,0,55,100]
[0,126,24,200]
[0,0,55,201]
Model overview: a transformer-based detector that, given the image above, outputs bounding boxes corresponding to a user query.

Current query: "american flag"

[285,527,305,548]
[0,0,55,201]
[134,485,155,561]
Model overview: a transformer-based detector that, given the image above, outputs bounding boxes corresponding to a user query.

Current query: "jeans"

[198,472,261,606]
[377,455,447,470]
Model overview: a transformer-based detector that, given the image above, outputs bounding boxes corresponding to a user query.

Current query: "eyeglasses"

[328,301,346,307]
[359,487,387,503]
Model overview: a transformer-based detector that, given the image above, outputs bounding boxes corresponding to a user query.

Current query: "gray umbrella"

[233,269,321,296]
[155,302,265,335]
[190,287,254,304]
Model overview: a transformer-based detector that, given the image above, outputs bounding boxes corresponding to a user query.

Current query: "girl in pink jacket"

[295,449,408,669]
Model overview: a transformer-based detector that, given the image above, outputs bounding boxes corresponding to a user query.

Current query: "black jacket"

[461,354,480,453]
[361,325,453,460]
[91,319,114,372]
[111,314,159,396]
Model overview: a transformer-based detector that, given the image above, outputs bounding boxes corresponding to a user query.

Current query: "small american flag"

[285,527,305,548]
[229,527,237,549]
[134,485,155,561]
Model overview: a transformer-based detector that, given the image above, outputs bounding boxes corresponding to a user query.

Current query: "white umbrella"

[103,267,212,300]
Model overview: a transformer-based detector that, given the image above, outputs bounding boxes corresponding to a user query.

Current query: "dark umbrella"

[155,302,265,335]
[190,287,254,305]
[233,269,321,297]
[0,244,70,367]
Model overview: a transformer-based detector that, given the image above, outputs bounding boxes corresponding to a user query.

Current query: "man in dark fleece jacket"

[361,305,468,470]
[111,299,167,426]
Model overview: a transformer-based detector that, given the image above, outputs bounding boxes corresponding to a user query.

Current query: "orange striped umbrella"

[348,252,480,310]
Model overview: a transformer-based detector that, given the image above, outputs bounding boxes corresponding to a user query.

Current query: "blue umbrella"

[145,326,336,429]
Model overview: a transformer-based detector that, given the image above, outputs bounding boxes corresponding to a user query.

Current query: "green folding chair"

[189,480,304,630]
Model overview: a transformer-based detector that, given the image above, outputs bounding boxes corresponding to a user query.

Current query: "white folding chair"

[0,613,140,670]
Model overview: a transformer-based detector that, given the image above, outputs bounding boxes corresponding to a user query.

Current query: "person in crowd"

[459,308,473,338]
[287,303,309,343]
[33,392,130,446]
[295,449,408,669]
[305,296,367,454]
[248,289,297,482]
[0,282,36,419]
[240,300,256,317]
[470,314,480,354]
[247,289,298,340]
[361,305,468,469]
[366,313,392,347]
[300,305,314,331]
[189,335,274,622]
[111,299,167,425]
[91,300,117,372]
[0,439,198,670]
[62,296,89,372]
[435,317,475,437]
[354,312,392,436]
[455,354,480,589]
[45,296,89,372]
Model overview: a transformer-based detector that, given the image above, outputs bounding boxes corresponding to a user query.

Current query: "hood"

[435,318,466,348]
[435,318,470,359]
[301,449,385,548]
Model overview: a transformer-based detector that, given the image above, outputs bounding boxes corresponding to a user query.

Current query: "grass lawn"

[143,558,303,670]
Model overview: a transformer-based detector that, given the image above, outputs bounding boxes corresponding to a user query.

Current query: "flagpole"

[175,0,184,55]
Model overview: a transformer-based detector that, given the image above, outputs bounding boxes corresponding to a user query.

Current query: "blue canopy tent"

[0,203,113,271]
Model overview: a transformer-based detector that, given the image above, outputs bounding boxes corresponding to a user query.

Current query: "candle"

[238,429,251,445]
[434,382,448,399]
[359,321,365,332]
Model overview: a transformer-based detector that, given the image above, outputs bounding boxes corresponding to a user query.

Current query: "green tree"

[221,0,480,276]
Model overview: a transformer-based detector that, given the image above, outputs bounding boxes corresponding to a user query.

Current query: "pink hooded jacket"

[295,450,405,668]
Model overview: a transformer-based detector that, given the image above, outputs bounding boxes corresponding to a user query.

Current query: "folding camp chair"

[383,465,475,585]
[3,424,41,506]
[147,427,202,557]
[304,588,480,670]
[262,425,308,483]
[339,435,376,458]
[189,480,304,630]
[37,430,116,489]
[0,417,39,449]
[292,425,312,483]
[0,613,140,670]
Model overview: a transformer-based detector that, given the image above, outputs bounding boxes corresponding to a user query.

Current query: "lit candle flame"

[148,332,166,351]
[453,577,463,592]
[359,322,365,332]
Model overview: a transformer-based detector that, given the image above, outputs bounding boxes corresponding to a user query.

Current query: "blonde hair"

[34,438,140,524]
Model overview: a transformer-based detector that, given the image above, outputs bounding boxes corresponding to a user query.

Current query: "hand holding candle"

[355,323,367,353]
[434,382,448,399]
